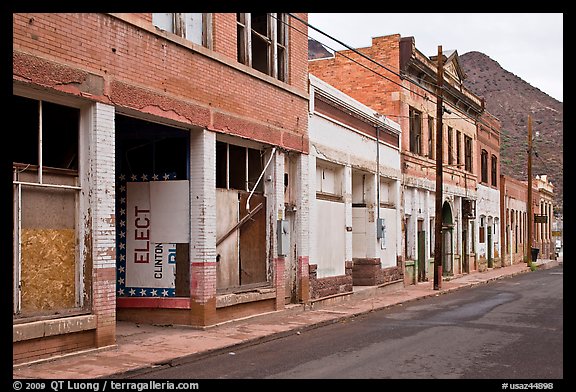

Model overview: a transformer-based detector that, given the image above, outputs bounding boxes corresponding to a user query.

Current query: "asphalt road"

[126,265,563,380]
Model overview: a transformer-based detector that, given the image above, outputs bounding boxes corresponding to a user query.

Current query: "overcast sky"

[307,13,563,102]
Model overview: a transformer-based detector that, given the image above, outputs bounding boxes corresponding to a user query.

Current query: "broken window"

[216,140,264,193]
[215,140,267,290]
[409,107,422,155]
[152,13,211,48]
[13,95,82,317]
[236,13,289,82]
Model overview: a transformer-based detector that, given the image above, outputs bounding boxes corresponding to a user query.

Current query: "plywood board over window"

[21,185,76,312]
[13,95,82,317]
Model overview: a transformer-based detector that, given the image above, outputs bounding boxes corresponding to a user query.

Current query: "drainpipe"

[376,126,381,231]
[246,147,277,213]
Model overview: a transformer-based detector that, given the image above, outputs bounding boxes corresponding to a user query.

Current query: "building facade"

[13,12,309,363]
[476,111,502,270]
[308,74,403,299]
[309,35,485,284]
[533,175,555,260]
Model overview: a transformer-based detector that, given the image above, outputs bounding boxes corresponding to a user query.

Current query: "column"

[189,129,217,325]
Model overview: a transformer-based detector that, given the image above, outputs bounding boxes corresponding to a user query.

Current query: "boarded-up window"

[13,96,81,316]
[152,13,210,47]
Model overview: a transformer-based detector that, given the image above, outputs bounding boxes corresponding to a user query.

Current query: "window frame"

[447,126,453,165]
[427,115,434,160]
[409,107,422,155]
[464,135,473,173]
[491,154,498,187]
[152,13,212,48]
[481,149,488,183]
[236,13,289,82]
[12,97,84,318]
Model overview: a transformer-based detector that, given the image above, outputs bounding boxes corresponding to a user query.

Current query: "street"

[122,265,563,380]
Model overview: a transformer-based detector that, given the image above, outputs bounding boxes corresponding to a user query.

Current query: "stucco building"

[307,74,403,299]
[476,111,502,270]
[309,35,487,284]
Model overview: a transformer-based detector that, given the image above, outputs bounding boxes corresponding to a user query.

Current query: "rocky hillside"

[308,40,563,211]
[459,51,563,211]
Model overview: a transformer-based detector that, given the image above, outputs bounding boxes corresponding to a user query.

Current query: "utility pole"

[527,115,533,266]
[434,45,444,290]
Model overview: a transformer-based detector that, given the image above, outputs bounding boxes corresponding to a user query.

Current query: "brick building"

[13,12,309,363]
[476,111,502,270]
[533,175,555,260]
[307,74,403,300]
[309,35,485,284]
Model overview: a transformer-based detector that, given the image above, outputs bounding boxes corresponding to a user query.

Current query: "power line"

[283,13,500,131]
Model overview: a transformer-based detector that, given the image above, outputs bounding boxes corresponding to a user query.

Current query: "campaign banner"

[116,176,189,296]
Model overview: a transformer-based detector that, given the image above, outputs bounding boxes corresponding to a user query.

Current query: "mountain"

[458,52,563,212]
[308,38,333,60]
[308,40,563,212]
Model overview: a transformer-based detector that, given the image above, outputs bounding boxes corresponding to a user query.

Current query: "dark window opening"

[216,140,264,193]
[447,127,453,165]
[229,144,247,190]
[13,95,79,171]
[481,149,488,183]
[491,154,497,186]
[115,115,189,181]
[409,107,422,155]
[464,135,473,172]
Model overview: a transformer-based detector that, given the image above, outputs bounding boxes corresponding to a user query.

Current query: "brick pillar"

[267,150,285,310]
[89,102,116,347]
[189,129,217,326]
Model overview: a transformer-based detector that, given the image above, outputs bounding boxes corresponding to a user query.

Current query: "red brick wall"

[477,111,501,189]
[309,34,402,118]
[13,331,96,365]
[13,12,309,152]
[92,267,116,347]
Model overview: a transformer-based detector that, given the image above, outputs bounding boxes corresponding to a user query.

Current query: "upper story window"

[237,13,289,82]
[152,13,211,48]
[491,154,498,187]
[464,135,473,173]
[481,149,488,183]
[427,116,434,160]
[447,126,453,165]
[409,107,422,155]
[456,130,462,166]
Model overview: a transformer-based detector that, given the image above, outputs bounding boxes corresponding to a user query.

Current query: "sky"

[307,13,563,102]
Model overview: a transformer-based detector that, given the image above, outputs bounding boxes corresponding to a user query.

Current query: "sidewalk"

[13,258,561,379]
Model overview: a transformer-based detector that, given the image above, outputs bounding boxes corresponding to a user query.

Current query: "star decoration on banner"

[116,171,178,299]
